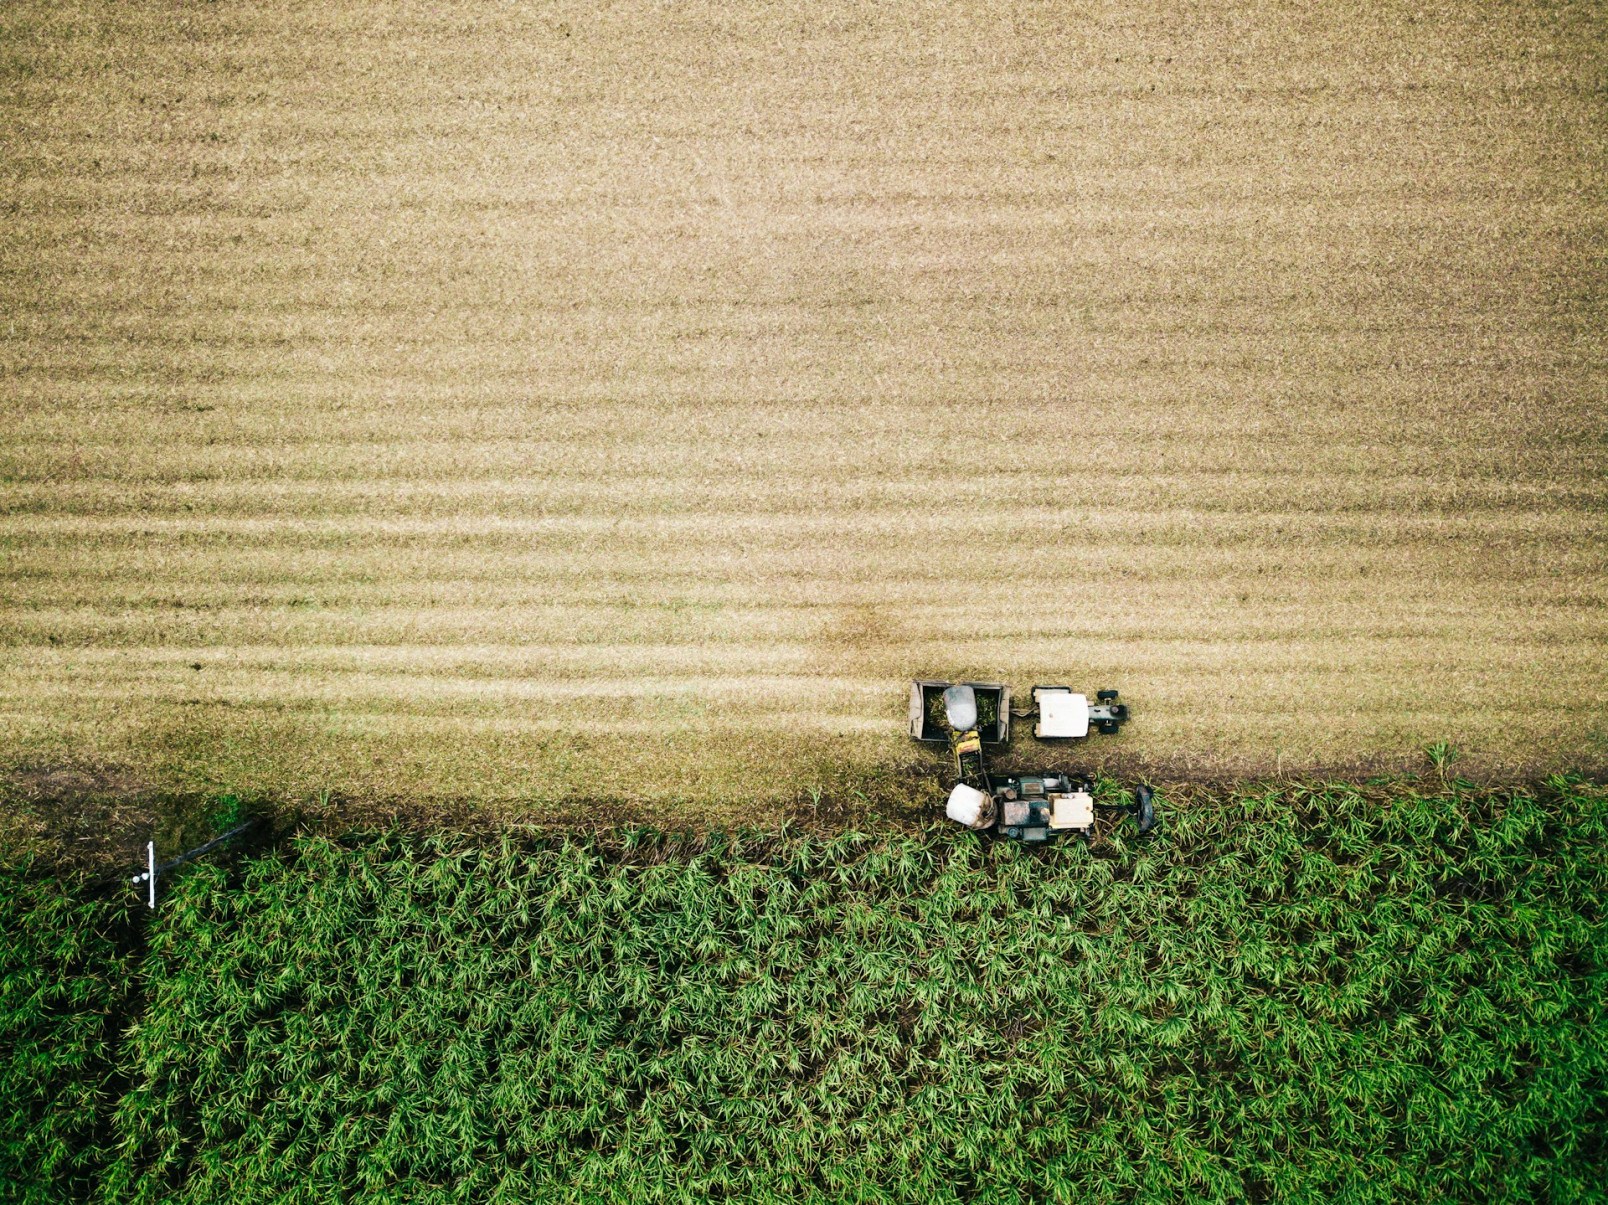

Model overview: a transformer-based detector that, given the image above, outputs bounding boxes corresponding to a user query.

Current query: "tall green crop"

[5,779,1607,1203]
[0,867,138,1204]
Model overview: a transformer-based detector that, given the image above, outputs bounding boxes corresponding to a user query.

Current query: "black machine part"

[987,777,1157,841]
[1091,785,1156,835]
[994,774,1086,841]
[1123,785,1157,834]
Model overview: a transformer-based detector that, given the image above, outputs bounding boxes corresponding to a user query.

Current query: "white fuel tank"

[946,783,994,829]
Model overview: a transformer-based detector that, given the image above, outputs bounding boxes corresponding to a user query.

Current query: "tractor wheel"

[1135,786,1156,833]
[1097,689,1119,701]
[1097,719,1118,735]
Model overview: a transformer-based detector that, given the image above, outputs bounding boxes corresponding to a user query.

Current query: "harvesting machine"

[909,680,1155,842]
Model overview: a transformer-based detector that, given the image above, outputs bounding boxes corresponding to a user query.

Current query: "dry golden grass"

[2,0,1605,817]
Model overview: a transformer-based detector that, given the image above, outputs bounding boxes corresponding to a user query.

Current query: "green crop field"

[3,0,1607,821]
[5,778,1606,1203]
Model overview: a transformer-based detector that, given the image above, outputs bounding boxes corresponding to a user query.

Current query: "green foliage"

[4,781,1607,1203]
[1425,741,1460,772]
[211,794,245,831]
[0,866,137,1204]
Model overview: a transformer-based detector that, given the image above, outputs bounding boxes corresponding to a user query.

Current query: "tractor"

[909,680,1155,841]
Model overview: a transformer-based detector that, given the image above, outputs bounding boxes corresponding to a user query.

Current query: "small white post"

[147,840,156,909]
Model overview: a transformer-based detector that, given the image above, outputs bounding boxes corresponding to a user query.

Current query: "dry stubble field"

[2,1,1605,822]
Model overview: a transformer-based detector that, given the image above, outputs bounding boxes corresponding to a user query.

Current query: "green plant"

[6,780,1607,1204]
[1426,740,1460,772]
[210,794,245,830]
[0,868,137,1205]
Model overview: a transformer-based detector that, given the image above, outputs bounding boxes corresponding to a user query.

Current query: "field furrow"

[2,0,1604,809]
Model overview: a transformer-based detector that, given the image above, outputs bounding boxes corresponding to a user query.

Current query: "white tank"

[946,783,993,829]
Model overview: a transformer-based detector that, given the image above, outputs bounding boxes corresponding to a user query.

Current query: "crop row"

[4,778,1606,1203]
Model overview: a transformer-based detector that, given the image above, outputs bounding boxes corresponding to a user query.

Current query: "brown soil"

[1,0,1604,814]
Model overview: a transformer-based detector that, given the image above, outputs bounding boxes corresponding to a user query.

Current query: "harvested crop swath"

[3,0,1606,804]
[64,780,1604,1203]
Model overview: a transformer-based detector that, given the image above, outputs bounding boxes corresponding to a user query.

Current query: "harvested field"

[3,1,1606,815]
